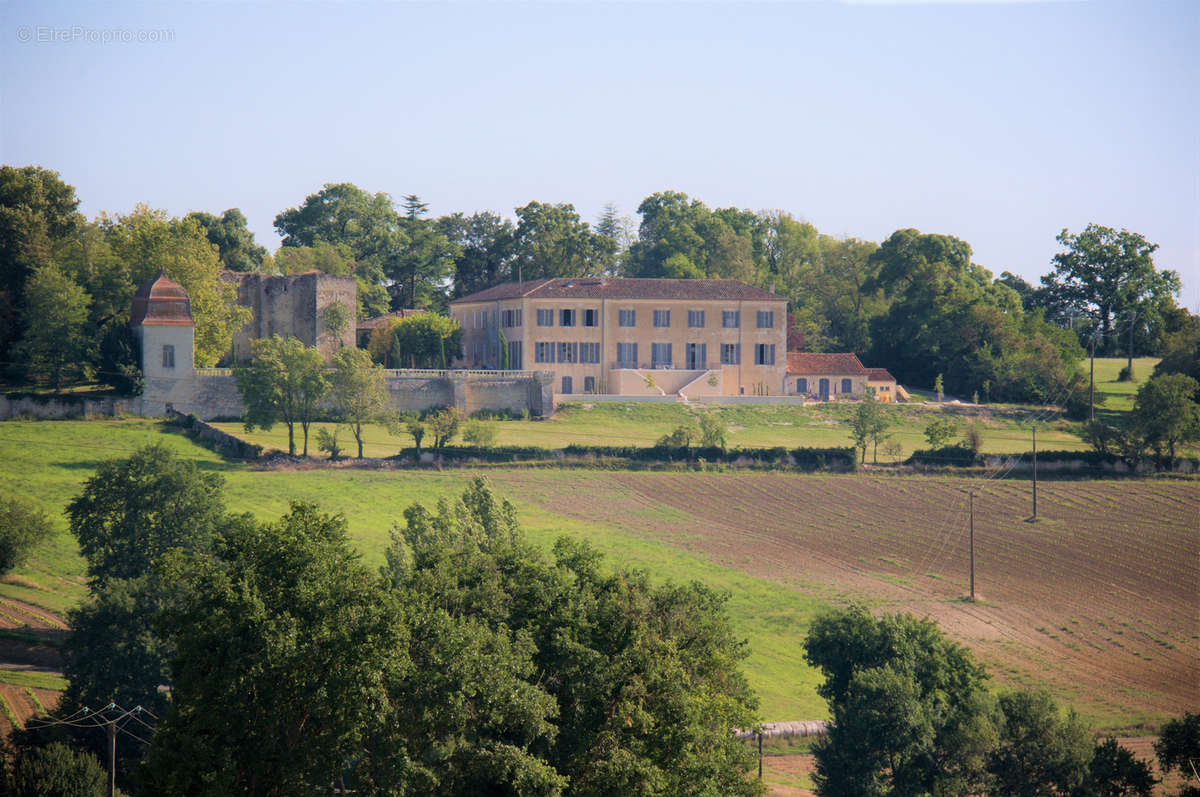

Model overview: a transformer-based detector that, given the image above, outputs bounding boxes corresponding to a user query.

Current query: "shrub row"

[414,444,857,472]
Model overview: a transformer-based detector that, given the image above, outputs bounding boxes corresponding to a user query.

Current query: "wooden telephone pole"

[1032,425,1038,521]
[968,490,976,602]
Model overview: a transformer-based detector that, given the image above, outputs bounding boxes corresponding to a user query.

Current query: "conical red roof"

[130,272,195,326]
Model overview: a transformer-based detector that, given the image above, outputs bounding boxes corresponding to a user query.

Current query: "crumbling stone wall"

[228,272,355,361]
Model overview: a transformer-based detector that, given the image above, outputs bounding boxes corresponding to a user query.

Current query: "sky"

[2,0,1197,308]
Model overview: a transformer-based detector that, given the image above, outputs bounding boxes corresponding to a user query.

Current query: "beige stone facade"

[450,278,788,397]
[785,352,870,400]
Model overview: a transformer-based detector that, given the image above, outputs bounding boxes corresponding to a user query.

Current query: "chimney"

[769,280,776,295]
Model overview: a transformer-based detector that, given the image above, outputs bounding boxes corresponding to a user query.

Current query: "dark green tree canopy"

[185,208,267,272]
[66,444,227,585]
[1043,224,1180,353]
[234,335,329,457]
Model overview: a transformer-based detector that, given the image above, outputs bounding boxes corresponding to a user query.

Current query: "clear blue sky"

[3,0,1197,307]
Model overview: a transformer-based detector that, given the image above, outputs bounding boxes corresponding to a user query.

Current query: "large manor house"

[129,271,896,419]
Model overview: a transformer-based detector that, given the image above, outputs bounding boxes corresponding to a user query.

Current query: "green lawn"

[214,396,1093,463]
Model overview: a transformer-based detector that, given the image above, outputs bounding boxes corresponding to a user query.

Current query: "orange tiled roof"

[130,272,195,327]
[450,277,784,304]
[786,352,867,375]
[865,367,896,382]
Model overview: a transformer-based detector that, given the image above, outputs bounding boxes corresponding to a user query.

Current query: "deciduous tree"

[0,495,54,575]
[330,347,390,458]
[803,605,996,795]
[1043,224,1180,355]
[15,265,93,389]
[185,208,267,272]
[234,335,329,456]
[1132,373,1200,463]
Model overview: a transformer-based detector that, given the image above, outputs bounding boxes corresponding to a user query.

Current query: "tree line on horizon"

[2,165,1196,408]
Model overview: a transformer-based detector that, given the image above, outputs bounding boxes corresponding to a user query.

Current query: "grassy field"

[213,357,1172,460]
[1,416,1196,733]
[214,393,1095,462]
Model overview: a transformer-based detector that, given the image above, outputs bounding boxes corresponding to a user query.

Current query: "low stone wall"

[167,410,262,460]
[0,393,139,420]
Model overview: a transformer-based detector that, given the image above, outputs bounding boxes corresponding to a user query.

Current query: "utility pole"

[1088,331,1097,423]
[107,722,117,797]
[968,490,976,601]
[1031,425,1038,521]
[1127,310,1138,376]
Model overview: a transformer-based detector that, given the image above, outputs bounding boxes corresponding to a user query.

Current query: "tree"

[401,415,425,456]
[99,205,250,366]
[699,414,727,449]
[384,194,458,311]
[273,240,356,275]
[626,191,758,282]
[1080,737,1156,797]
[513,201,615,281]
[0,165,83,366]
[439,211,517,298]
[1131,373,1200,463]
[10,742,108,797]
[426,406,462,450]
[62,444,233,736]
[65,444,226,585]
[315,426,344,460]
[1154,713,1199,796]
[924,417,959,449]
[846,392,891,464]
[14,264,93,389]
[1043,225,1180,355]
[461,419,497,448]
[185,208,267,272]
[274,182,404,318]
[319,300,352,351]
[234,335,329,456]
[143,504,414,794]
[0,495,54,575]
[384,479,762,795]
[96,319,143,395]
[988,690,1094,795]
[389,313,462,369]
[329,347,390,458]
[803,605,996,795]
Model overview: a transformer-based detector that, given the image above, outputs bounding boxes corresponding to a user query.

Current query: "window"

[501,309,522,328]
[561,376,573,394]
[720,343,740,365]
[583,308,598,327]
[797,377,808,394]
[722,310,740,328]
[537,308,553,327]
[535,342,555,363]
[685,342,707,369]
[841,378,852,394]
[651,342,672,367]
[162,345,175,368]
[616,342,637,368]
[756,310,774,329]
[754,343,776,365]
[580,342,601,364]
[507,340,522,369]
[653,309,670,328]
[583,376,596,393]
[619,309,636,327]
[558,342,578,363]
[560,309,576,327]
[688,309,705,328]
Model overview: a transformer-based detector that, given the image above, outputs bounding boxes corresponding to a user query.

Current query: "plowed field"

[486,472,1199,729]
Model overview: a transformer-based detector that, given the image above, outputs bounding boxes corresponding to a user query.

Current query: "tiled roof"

[865,368,896,382]
[786,352,867,375]
[450,277,784,304]
[130,272,195,327]
[357,309,426,330]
